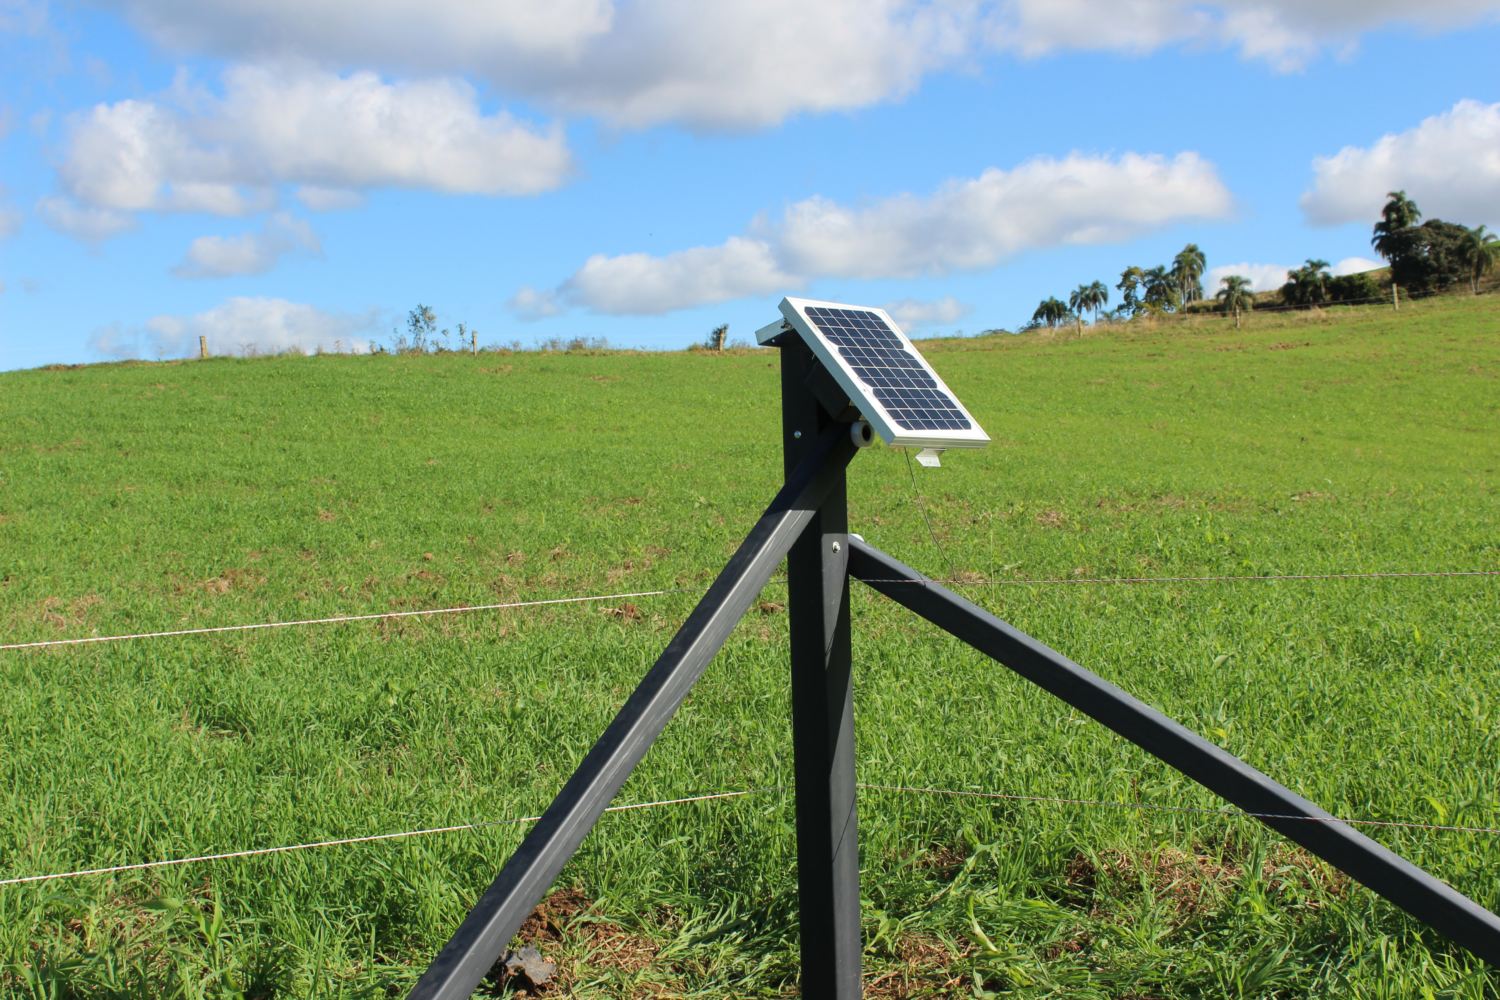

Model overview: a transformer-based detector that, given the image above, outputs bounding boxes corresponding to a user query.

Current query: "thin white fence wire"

[858,569,1500,588]
[0,789,773,888]
[5,782,1499,890]
[0,588,693,652]
[4,570,1494,653]
[856,784,1500,837]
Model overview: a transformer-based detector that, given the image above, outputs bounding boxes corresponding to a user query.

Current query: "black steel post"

[781,337,863,998]
[408,424,857,1000]
[847,538,1500,967]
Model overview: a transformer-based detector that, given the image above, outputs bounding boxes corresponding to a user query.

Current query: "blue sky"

[1,1,1496,370]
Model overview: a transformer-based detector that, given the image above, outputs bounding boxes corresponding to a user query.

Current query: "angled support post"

[408,422,857,1000]
[781,336,862,997]
[848,538,1500,967]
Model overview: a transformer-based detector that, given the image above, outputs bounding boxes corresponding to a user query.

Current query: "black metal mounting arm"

[847,538,1500,967]
[407,421,858,1000]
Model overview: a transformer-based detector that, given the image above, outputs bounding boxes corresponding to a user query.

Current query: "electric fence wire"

[5,782,1499,890]
[3,569,1495,653]
[0,588,696,652]
[0,789,775,888]
[854,569,1500,588]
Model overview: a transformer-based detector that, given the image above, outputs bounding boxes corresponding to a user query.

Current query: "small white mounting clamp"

[914,448,944,468]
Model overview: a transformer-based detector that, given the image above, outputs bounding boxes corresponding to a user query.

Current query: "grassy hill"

[1,293,1497,997]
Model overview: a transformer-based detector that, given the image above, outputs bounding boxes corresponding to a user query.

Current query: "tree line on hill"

[1025,193,1497,334]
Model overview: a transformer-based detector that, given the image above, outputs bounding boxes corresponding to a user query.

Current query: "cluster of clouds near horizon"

[1,0,1499,362]
[517,152,1234,316]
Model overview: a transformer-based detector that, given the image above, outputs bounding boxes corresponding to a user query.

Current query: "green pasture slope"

[1,294,1497,998]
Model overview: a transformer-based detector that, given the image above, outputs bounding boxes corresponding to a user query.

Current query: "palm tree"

[1371,190,1421,259]
[1067,286,1086,336]
[1215,275,1254,329]
[1172,244,1207,305]
[1086,280,1109,323]
[1068,280,1109,330]
[1142,265,1179,312]
[1282,259,1331,308]
[1031,297,1069,329]
[1117,266,1145,316]
[1372,191,1421,308]
[1461,225,1499,294]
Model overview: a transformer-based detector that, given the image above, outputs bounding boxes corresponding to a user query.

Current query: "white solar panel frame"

[764,296,989,450]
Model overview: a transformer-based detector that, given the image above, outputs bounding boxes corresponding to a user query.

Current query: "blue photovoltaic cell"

[803,306,972,432]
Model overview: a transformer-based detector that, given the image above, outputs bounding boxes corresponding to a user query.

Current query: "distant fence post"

[199,335,208,359]
[472,329,477,355]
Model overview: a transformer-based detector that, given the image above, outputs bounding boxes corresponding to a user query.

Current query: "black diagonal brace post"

[847,538,1500,966]
[409,425,858,1000]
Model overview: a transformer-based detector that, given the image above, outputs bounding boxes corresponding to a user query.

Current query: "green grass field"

[1,294,1497,998]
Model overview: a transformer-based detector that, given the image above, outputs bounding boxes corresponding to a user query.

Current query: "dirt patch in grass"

[196,568,265,595]
[1064,843,1348,925]
[913,844,967,880]
[1034,509,1067,529]
[866,933,966,999]
[38,593,103,629]
[1066,847,1243,921]
[486,888,676,997]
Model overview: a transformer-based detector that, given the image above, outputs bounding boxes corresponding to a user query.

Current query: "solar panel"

[757,297,989,452]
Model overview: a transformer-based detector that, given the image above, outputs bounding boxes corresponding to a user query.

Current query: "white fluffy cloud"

[995,0,1500,70]
[561,237,798,315]
[91,296,376,358]
[778,153,1230,278]
[1332,255,1382,276]
[294,186,363,212]
[1207,262,1293,293]
[883,296,971,330]
[172,213,320,278]
[1207,255,1386,294]
[36,195,136,241]
[537,152,1231,315]
[506,286,565,322]
[106,0,970,129]
[114,0,612,68]
[1301,100,1500,226]
[50,64,570,235]
[101,1,1500,130]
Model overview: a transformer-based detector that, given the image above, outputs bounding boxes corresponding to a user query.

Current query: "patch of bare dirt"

[198,568,265,595]
[1064,843,1347,925]
[38,593,104,630]
[865,933,966,999]
[1034,509,1067,529]
[486,889,674,997]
